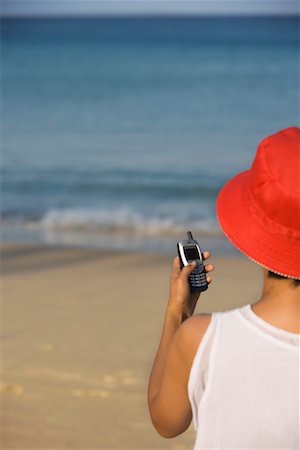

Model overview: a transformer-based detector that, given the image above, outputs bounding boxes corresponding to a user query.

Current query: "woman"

[147,127,300,449]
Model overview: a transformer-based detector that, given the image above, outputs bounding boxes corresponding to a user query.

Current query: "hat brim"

[216,170,300,279]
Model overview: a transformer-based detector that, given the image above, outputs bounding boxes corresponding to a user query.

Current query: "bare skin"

[251,269,300,333]
[147,259,300,438]
[147,252,214,438]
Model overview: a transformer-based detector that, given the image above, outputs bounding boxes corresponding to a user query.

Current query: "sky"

[1,0,299,17]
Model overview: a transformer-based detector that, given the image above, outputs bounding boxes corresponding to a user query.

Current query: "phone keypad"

[189,265,208,291]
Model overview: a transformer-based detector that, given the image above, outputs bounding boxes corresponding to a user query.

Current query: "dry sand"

[1,243,262,449]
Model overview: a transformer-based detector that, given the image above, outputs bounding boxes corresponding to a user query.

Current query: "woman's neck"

[251,269,300,333]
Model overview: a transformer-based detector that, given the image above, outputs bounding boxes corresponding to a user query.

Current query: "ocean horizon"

[1,16,299,253]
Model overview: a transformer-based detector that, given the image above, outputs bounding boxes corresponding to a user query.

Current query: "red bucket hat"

[216,126,300,279]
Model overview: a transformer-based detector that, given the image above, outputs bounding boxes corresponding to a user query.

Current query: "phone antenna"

[187,231,193,240]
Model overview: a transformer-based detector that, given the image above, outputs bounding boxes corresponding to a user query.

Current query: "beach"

[1,13,298,450]
[1,243,262,449]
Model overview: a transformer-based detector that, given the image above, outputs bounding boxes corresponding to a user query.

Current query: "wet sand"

[1,243,262,449]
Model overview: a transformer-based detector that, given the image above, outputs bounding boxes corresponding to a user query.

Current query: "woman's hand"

[167,251,214,322]
[148,251,214,433]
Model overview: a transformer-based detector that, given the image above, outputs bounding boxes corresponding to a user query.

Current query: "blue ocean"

[1,16,299,253]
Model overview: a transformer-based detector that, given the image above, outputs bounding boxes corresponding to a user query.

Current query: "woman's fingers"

[171,253,214,283]
[203,250,211,260]
[202,252,214,280]
[205,263,215,273]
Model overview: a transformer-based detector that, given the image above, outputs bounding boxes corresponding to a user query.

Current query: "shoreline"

[1,223,239,256]
[1,242,262,448]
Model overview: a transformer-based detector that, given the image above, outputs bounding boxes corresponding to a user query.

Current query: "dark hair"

[268,271,300,287]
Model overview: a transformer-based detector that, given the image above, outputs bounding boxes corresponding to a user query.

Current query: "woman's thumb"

[181,262,197,278]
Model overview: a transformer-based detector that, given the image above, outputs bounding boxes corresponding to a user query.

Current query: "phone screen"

[184,246,200,262]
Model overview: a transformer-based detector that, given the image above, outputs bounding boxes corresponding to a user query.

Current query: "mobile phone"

[177,231,208,292]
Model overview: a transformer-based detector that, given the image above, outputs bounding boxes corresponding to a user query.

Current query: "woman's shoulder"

[175,313,213,365]
[176,307,242,364]
[178,313,212,339]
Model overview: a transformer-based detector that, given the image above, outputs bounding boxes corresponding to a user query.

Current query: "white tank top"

[188,304,300,449]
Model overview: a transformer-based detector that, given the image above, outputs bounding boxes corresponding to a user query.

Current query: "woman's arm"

[147,253,214,437]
